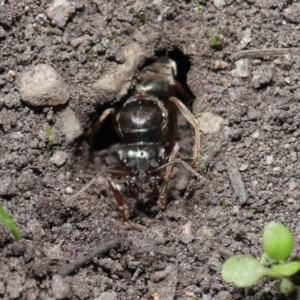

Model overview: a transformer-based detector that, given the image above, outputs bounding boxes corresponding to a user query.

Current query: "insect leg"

[64,170,106,205]
[157,142,180,208]
[107,175,129,223]
[170,97,200,167]
[90,108,119,141]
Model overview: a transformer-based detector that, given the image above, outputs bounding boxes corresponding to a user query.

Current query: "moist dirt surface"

[1,0,300,299]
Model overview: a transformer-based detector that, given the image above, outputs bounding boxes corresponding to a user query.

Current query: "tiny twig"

[227,158,247,204]
[231,48,300,61]
[57,238,122,277]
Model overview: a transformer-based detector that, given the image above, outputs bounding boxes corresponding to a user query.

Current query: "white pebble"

[18,64,70,106]
[266,155,274,165]
[66,187,73,194]
[251,130,260,139]
[51,275,71,299]
[213,0,226,8]
[57,107,84,144]
[231,59,250,78]
[50,151,68,166]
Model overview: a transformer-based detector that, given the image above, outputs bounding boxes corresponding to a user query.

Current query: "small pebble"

[11,242,26,257]
[51,275,71,300]
[46,0,76,27]
[95,292,118,300]
[198,226,215,239]
[236,29,251,51]
[239,163,249,171]
[6,274,24,299]
[18,64,70,107]
[247,107,261,121]
[231,59,250,78]
[214,60,229,70]
[251,130,260,139]
[198,112,224,134]
[266,155,273,165]
[289,181,297,191]
[66,187,73,194]
[215,290,233,300]
[50,151,68,166]
[283,3,300,24]
[57,107,84,144]
[232,205,239,215]
[213,0,226,8]
[70,34,90,48]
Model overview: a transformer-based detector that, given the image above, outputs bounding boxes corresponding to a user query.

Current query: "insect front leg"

[157,142,180,208]
[90,108,119,142]
[170,97,201,168]
[107,175,129,223]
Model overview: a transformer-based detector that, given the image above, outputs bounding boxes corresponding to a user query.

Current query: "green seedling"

[86,53,94,61]
[78,94,84,102]
[44,126,54,151]
[0,205,21,241]
[206,29,224,50]
[197,3,204,10]
[139,14,146,24]
[111,32,120,40]
[222,221,300,295]
[219,200,226,207]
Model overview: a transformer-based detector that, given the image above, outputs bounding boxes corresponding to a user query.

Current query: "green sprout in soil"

[0,205,21,241]
[206,29,224,50]
[78,94,84,102]
[197,3,204,10]
[222,221,300,295]
[86,53,94,61]
[219,200,226,207]
[139,14,146,24]
[111,32,120,40]
[44,126,54,151]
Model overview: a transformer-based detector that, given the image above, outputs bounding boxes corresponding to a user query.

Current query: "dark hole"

[91,102,122,151]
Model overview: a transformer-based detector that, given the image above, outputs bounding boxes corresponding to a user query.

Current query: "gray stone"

[215,290,233,300]
[51,275,71,299]
[283,3,300,24]
[18,64,70,107]
[46,0,76,27]
[57,107,84,144]
[231,59,250,78]
[6,274,24,299]
[266,155,274,165]
[50,151,68,166]
[247,107,261,120]
[92,43,144,101]
[95,291,117,300]
[236,29,252,51]
[213,0,226,8]
[198,112,224,134]
[70,34,90,48]
[252,65,274,88]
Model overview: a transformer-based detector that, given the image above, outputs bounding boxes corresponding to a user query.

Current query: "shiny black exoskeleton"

[66,58,201,222]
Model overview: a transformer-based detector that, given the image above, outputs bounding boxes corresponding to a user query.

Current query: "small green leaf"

[262,222,293,261]
[260,252,277,266]
[280,278,295,295]
[272,261,300,277]
[222,255,273,287]
[44,126,52,139]
[0,205,21,241]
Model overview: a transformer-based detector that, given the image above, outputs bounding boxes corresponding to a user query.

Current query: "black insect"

[66,58,201,222]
